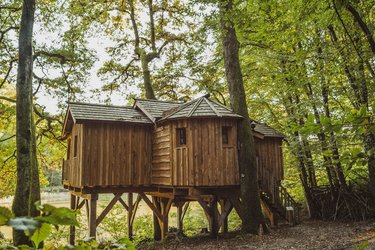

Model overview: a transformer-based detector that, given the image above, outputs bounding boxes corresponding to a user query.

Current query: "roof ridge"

[187,97,204,117]
[134,98,183,104]
[68,102,133,109]
[204,98,222,117]
[161,98,196,120]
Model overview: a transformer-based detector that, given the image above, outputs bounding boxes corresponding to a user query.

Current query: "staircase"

[260,182,301,226]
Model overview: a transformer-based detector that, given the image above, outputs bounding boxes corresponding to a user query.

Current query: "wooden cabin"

[62,103,153,188]
[62,95,294,241]
[253,122,284,199]
[135,97,242,187]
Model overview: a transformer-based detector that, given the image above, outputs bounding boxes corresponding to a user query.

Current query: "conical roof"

[159,95,243,121]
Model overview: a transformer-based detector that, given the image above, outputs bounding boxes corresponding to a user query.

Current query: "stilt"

[88,194,98,238]
[128,193,133,239]
[209,196,219,238]
[177,203,183,231]
[160,198,172,239]
[220,199,228,233]
[152,197,162,240]
[69,194,76,245]
[198,196,220,238]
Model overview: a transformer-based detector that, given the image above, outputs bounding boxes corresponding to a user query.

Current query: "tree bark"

[220,0,267,234]
[12,0,40,246]
[346,4,375,55]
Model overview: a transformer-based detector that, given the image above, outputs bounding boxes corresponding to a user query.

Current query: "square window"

[176,128,186,146]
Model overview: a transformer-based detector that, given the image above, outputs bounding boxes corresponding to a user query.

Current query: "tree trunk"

[12,0,39,246]
[220,0,267,234]
[141,53,156,99]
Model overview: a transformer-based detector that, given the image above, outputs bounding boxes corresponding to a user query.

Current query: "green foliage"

[183,205,207,236]
[353,240,369,250]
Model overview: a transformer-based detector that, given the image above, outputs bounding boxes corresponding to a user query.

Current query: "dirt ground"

[141,220,375,250]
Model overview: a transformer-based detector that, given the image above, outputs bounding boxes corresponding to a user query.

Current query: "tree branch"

[128,0,140,55]
[33,51,74,63]
[346,4,375,55]
[0,135,16,142]
[148,0,156,52]
[0,96,16,103]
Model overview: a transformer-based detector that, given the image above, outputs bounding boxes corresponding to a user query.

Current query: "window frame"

[176,128,187,147]
[73,135,78,157]
[222,126,231,145]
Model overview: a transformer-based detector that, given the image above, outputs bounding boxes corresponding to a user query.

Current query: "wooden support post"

[198,197,220,238]
[69,193,76,245]
[88,194,98,238]
[209,196,219,238]
[177,203,183,231]
[160,198,172,239]
[128,193,133,240]
[152,197,162,241]
[220,199,228,233]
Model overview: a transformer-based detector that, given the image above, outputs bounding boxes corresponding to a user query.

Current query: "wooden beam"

[152,197,162,241]
[88,194,98,238]
[228,196,244,221]
[118,198,129,211]
[139,193,163,220]
[69,194,76,245]
[130,195,141,226]
[77,199,85,210]
[177,203,183,231]
[96,193,123,226]
[128,193,133,239]
[209,196,219,238]
[160,198,172,239]
[261,199,276,227]
[219,199,233,231]
[181,202,190,223]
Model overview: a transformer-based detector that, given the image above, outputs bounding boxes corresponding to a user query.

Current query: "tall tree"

[12,0,40,246]
[220,0,267,234]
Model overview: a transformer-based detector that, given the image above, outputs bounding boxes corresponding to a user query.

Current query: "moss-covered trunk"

[13,0,40,246]
[220,0,267,234]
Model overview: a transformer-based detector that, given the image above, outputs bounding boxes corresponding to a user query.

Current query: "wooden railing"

[260,181,301,225]
[275,183,301,224]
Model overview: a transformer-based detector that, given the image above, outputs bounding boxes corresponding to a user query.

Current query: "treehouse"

[61,95,298,242]
[134,96,242,187]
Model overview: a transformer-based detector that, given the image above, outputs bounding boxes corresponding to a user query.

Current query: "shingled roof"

[252,121,285,138]
[133,99,182,122]
[62,102,152,136]
[158,95,243,121]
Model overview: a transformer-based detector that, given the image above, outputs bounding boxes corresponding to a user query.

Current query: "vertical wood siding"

[64,124,83,187]
[66,122,152,187]
[165,118,239,186]
[255,137,284,196]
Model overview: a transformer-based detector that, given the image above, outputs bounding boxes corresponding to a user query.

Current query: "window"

[67,139,71,159]
[176,128,186,146]
[73,135,78,157]
[222,127,230,144]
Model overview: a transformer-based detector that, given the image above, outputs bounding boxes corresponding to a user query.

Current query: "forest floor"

[139,220,375,250]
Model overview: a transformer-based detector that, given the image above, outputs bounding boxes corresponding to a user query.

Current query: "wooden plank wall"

[167,118,239,186]
[152,125,172,185]
[65,124,83,187]
[79,122,152,187]
[255,137,284,196]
